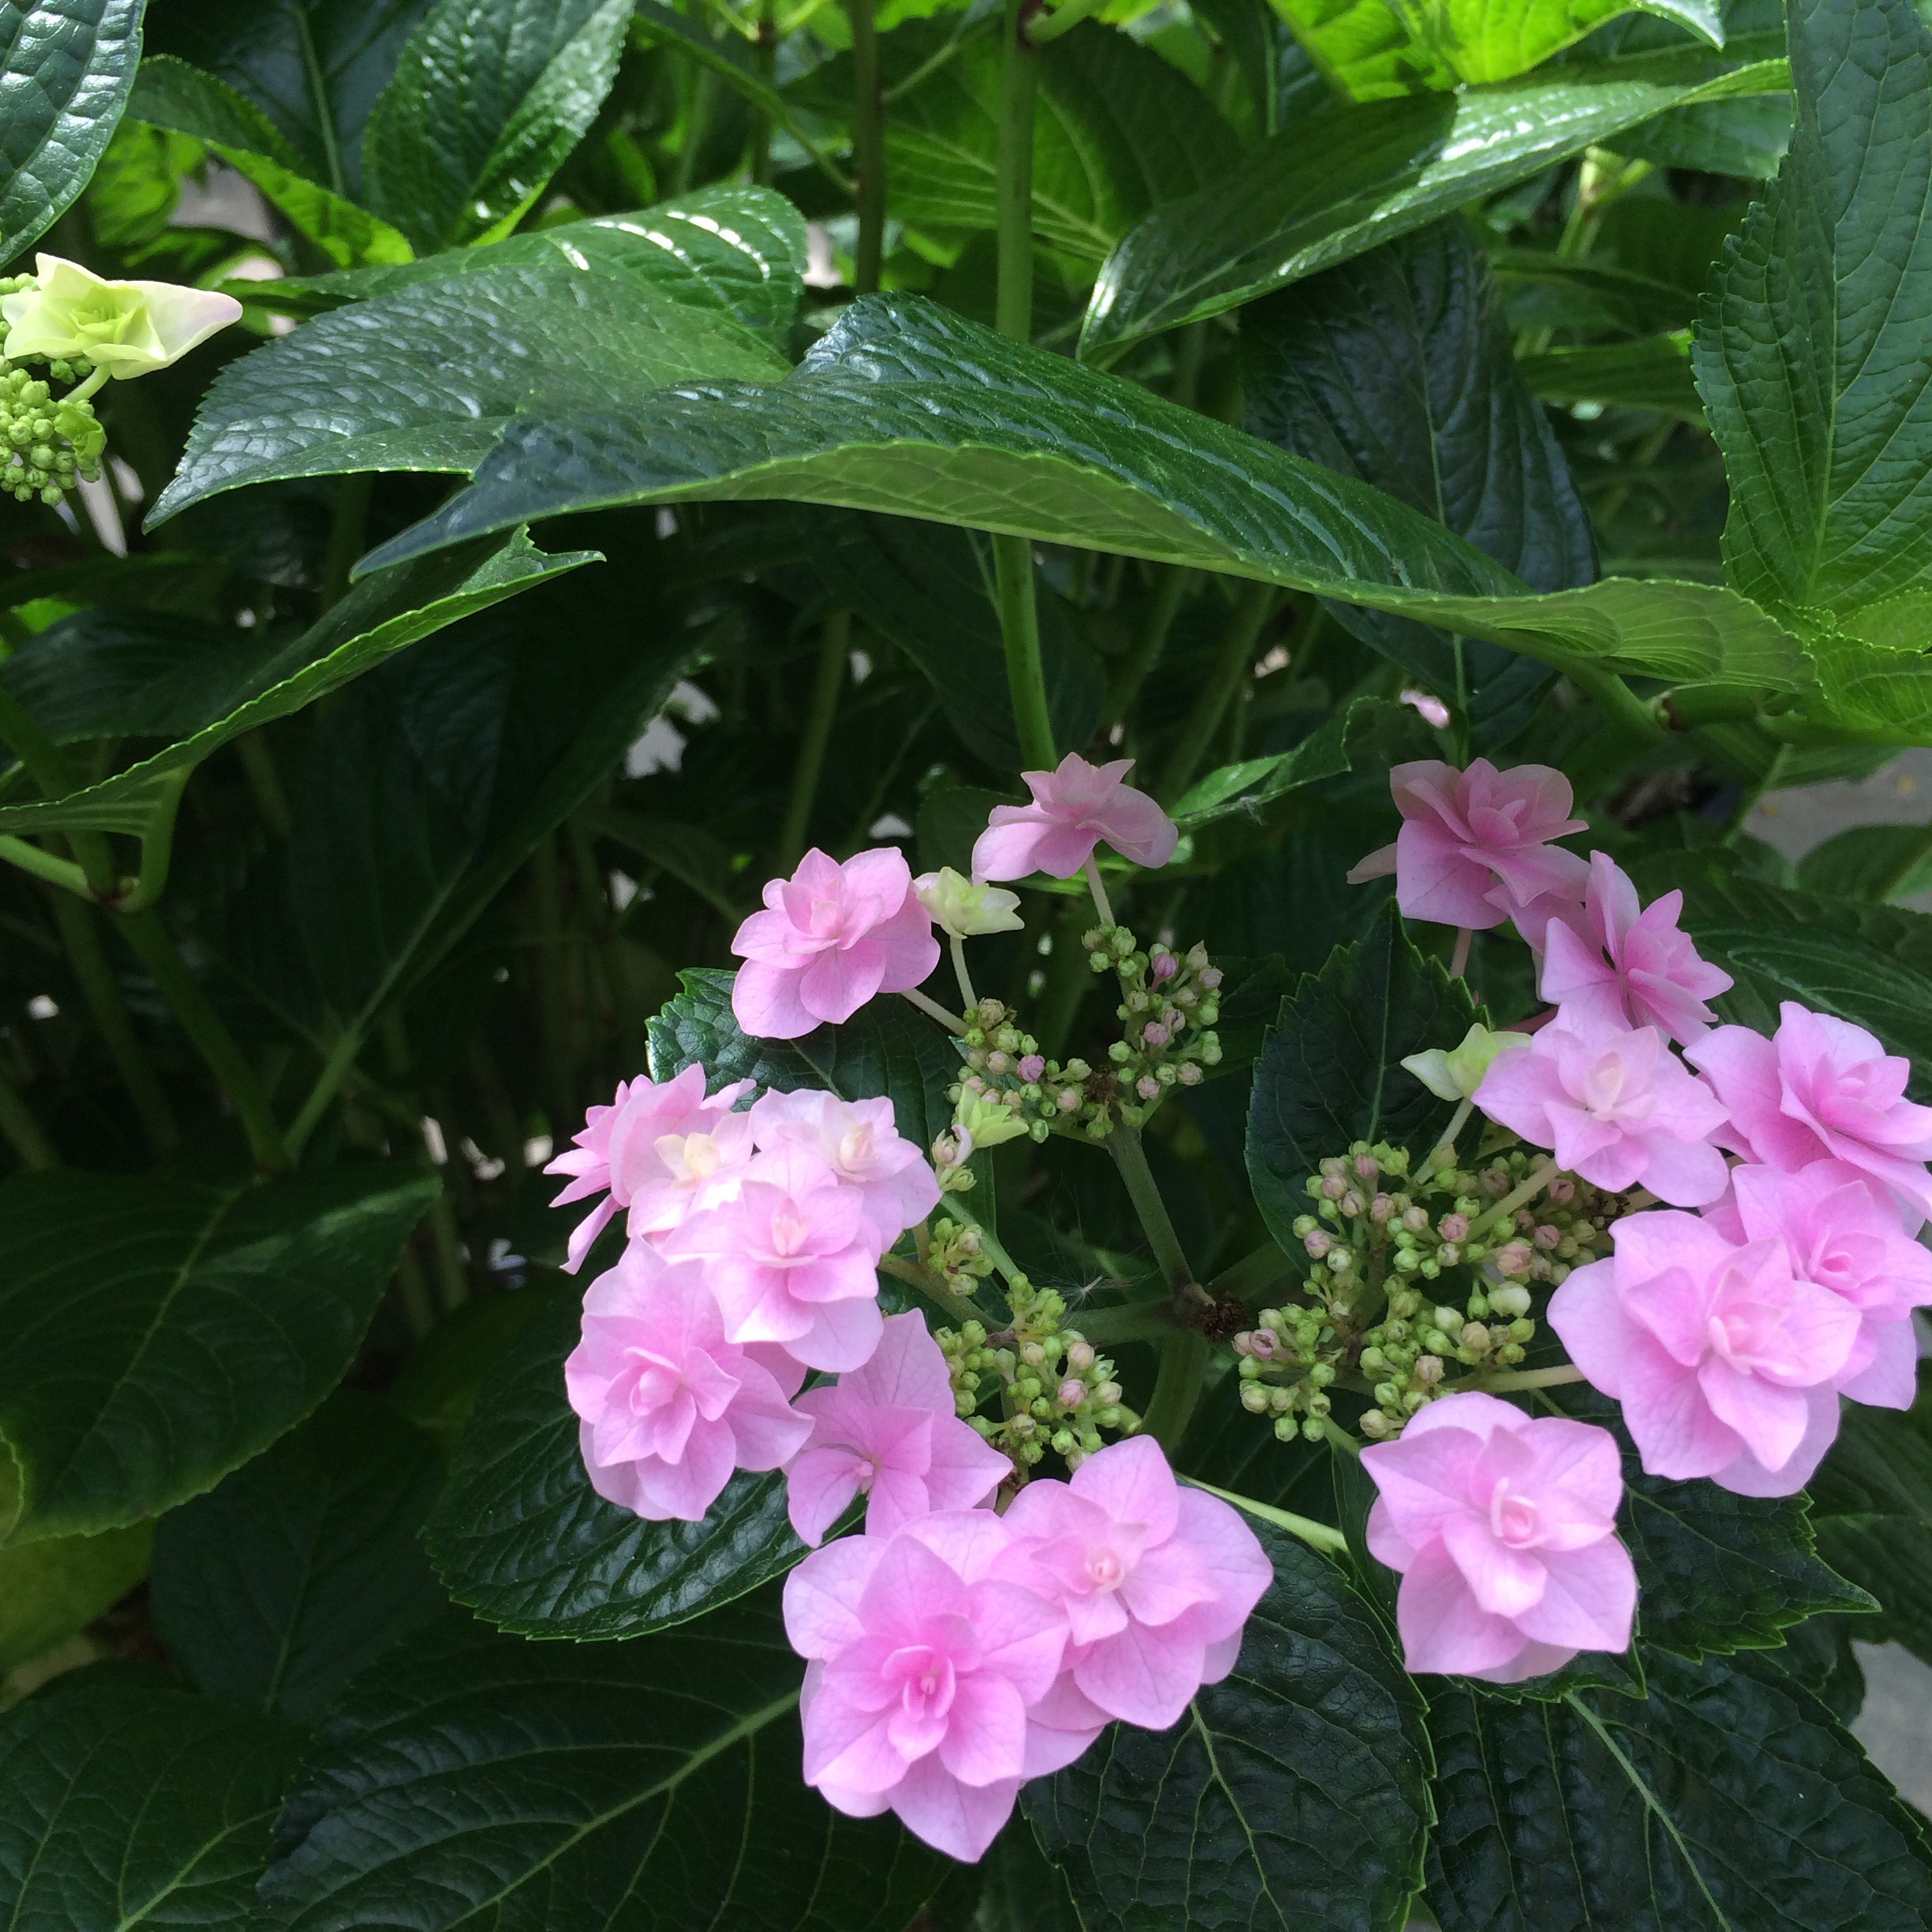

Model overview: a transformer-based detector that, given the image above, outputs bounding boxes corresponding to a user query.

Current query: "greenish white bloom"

[1403,1023,1532,1102]
[1,255,242,379]
[914,867,1024,938]
[953,1091,1030,1151]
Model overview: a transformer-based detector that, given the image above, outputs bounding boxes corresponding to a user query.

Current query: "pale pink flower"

[1707,1161,1932,1410]
[1361,1391,1634,1683]
[971,754,1177,883]
[1347,758,1589,929]
[786,1311,1012,1545]
[783,1510,1069,1861]
[565,1245,810,1522]
[748,1088,940,1249]
[1538,853,1733,1044]
[660,1143,886,1372]
[731,847,940,1041]
[1549,1211,1863,1496]
[545,1065,755,1272]
[1473,1016,1731,1206]
[1687,1003,1932,1223]
[1000,1435,1271,1731]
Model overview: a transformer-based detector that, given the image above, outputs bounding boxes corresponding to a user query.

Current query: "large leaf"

[0,1520,153,1670]
[0,531,593,840]
[1694,0,1932,641]
[1081,55,1789,358]
[360,294,1811,694]
[0,0,145,268]
[1245,904,1477,1250]
[0,1162,437,1546]
[149,1391,447,1720]
[360,0,630,251]
[1241,219,1593,742]
[1024,1521,1432,1932]
[254,1596,946,1930]
[1427,1651,1932,1932]
[0,1682,305,1930]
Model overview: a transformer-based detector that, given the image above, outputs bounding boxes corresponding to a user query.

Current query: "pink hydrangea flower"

[749,1088,941,1249]
[731,847,940,1041]
[783,1511,1070,1861]
[1707,1161,1932,1410]
[1687,1002,1932,1223]
[1473,1016,1732,1206]
[971,754,1178,883]
[1548,1211,1863,1496]
[545,1064,754,1271]
[660,1143,886,1372]
[786,1312,1012,1545]
[1000,1435,1271,1731]
[1346,758,1589,929]
[1538,853,1733,1043]
[565,1245,811,1521]
[1361,1391,1634,1683]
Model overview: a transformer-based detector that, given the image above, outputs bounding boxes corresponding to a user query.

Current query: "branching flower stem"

[949,932,978,1010]
[1473,1155,1560,1239]
[900,986,972,1034]
[1083,856,1114,928]
[1183,1476,1348,1556]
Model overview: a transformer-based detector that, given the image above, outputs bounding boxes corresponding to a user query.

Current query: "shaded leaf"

[0,1520,152,1672]
[1795,824,1932,904]
[1520,331,1705,421]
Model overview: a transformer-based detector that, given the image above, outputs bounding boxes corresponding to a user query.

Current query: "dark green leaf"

[254,1595,946,1930]
[1795,824,1932,904]
[1614,88,1792,177]
[0,1520,152,1671]
[360,0,630,251]
[0,1683,305,1930]
[0,0,146,267]
[1024,1520,1432,1932]
[422,1282,805,1638]
[361,293,1811,693]
[387,1286,549,1452]
[0,606,248,742]
[1520,331,1705,421]
[0,1162,437,1545]
[149,1391,446,1721]
[1081,54,1789,357]
[1428,1651,1932,1932]
[1245,903,1477,1249]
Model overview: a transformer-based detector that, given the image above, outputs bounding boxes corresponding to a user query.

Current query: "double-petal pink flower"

[1473,1015,1731,1206]
[1549,1211,1862,1496]
[749,1088,941,1250]
[731,846,940,1041]
[971,753,1177,883]
[1687,1002,1932,1223]
[1347,758,1589,929]
[1361,1392,1634,1683]
[786,1312,1012,1546]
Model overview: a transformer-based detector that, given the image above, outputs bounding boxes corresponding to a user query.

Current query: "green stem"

[949,933,978,1010]
[66,365,110,407]
[1472,1155,1559,1241]
[285,1024,365,1159]
[1182,1477,1348,1556]
[0,1058,57,1169]
[778,609,848,871]
[1471,1364,1585,1392]
[1072,1296,1176,1345]
[1109,1124,1194,1290]
[0,835,91,898]
[1024,0,1109,43]
[1208,1239,1294,1305]
[900,986,972,1034]
[1140,1327,1206,1452]
[1082,856,1114,928]
[849,0,886,294]
[1103,566,1189,734]
[321,472,373,611]
[748,0,777,184]
[1157,580,1275,802]
[672,64,722,193]
[114,768,190,914]
[995,537,1054,770]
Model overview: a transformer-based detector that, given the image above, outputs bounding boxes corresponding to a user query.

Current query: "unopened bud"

[1057,1379,1085,1408]
[1438,1212,1470,1241]
[1066,1341,1095,1372]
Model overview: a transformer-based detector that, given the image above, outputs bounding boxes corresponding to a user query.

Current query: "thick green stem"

[1472,1155,1560,1241]
[286,1024,365,1158]
[1140,1327,1206,1452]
[1103,566,1189,734]
[1109,1124,1194,1291]
[1473,1364,1585,1392]
[1208,1239,1294,1305]
[995,536,1054,770]
[0,835,91,897]
[1158,580,1275,802]
[849,0,886,294]
[1073,1296,1177,1345]
[0,1058,57,1169]
[1183,1477,1348,1556]
[779,609,848,871]
[900,986,972,1034]
[321,473,373,611]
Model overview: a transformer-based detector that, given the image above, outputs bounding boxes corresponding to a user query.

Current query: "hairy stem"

[778,609,848,871]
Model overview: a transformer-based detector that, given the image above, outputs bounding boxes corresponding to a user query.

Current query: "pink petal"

[1440,1513,1546,1619]
[788,1446,868,1546]
[1069,1435,1181,1544]
[887,1755,1021,1862]
[1074,1614,1208,1729]
[806,1687,911,1794]
[936,1670,1029,1786]
[784,1537,887,1657]
[921,1417,1014,1515]
[971,814,1062,883]
[787,1293,887,1372]
[1696,1359,1812,1470]
[1709,1384,1841,1496]
[867,894,943,992]
[732,958,821,1039]
[1619,1336,1739,1480]
[799,943,888,1026]
[1395,1539,1526,1676]
[1515,1537,1636,1652]
[1840,1317,1920,1409]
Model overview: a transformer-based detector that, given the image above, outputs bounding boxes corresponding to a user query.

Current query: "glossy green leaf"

[423,1284,803,1639]
[1795,824,1932,904]
[0,1520,152,1671]
[0,531,593,839]
[1521,331,1704,421]
[149,1391,446,1720]
[1082,56,1789,357]
[1024,1521,1432,1932]
[361,0,630,251]
[254,1595,947,1930]
[361,294,1811,693]
[0,1682,305,1931]
[1428,1652,1932,1932]
[0,0,146,267]
[1245,904,1476,1249]
[1695,0,1932,642]
[387,1286,548,1452]
[1267,0,1454,99]
[0,1163,438,1546]
[1614,88,1792,178]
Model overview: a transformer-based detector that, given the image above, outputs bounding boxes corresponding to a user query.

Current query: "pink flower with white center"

[1548,1211,1863,1496]
[783,1511,1070,1861]
[748,1088,940,1249]
[1361,1391,1634,1683]
[660,1144,886,1372]
[1706,1161,1932,1410]
[970,754,1178,883]
[1537,852,1733,1044]
[544,1064,754,1271]
[564,1245,810,1522]
[1346,758,1589,929]
[1000,1435,1271,1731]
[786,1312,1012,1545]
[1473,1016,1732,1206]
[1687,1002,1932,1223]
[731,847,940,1041]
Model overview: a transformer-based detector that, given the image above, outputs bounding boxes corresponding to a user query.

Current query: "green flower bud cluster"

[949,996,1058,1148]
[1233,1303,1342,1443]
[1084,929,1220,1129]
[0,359,103,506]
[925,1215,995,1297]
